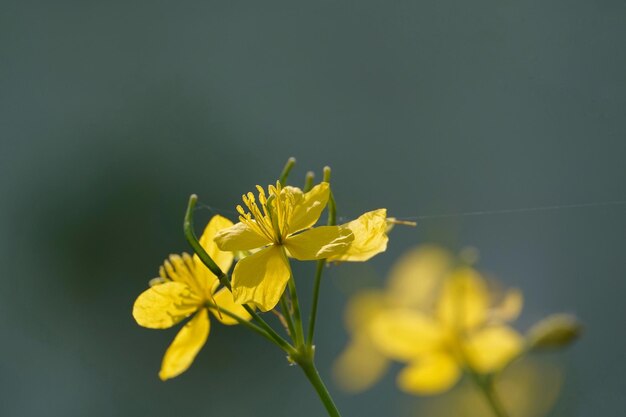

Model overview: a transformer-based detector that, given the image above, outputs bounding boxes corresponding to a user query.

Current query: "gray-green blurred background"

[1,1,625,416]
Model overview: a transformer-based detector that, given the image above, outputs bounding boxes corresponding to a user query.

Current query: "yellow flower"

[132,215,251,380]
[214,181,388,311]
[334,246,525,395]
[370,266,524,395]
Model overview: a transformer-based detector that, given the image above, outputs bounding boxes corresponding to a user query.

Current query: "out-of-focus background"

[1,1,624,416]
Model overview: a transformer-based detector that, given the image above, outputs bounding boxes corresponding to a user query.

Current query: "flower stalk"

[468,371,510,417]
[298,356,343,417]
[307,166,336,347]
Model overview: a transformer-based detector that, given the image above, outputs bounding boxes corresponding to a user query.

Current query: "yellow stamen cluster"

[236,182,295,244]
[159,253,218,312]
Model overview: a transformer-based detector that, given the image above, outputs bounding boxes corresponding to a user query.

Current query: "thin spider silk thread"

[398,200,626,221]
[194,202,239,216]
[194,200,626,223]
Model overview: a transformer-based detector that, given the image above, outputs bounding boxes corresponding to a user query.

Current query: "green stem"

[245,306,295,353]
[206,302,279,348]
[298,358,342,417]
[469,372,510,417]
[326,191,336,225]
[184,194,229,289]
[322,167,336,226]
[287,276,305,347]
[307,168,336,347]
[279,292,297,339]
[306,260,326,346]
[184,194,294,354]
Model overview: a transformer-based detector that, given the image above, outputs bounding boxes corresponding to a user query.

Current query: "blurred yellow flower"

[335,246,525,395]
[132,215,251,380]
[214,181,388,311]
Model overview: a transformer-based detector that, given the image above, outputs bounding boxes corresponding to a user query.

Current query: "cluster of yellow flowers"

[133,173,389,380]
[131,160,579,417]
[334,245,580,399]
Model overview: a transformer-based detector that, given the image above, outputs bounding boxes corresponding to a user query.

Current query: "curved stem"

[298,358,342,417]
[184,194,229,288]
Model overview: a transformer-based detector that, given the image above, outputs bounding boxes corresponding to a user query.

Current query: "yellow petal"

[285,182,329,234]
[284,225,353,260]
[159,308,210,380]
[193,215,235,296]
[133,282,201,329]
[214,221,272,251]
[397,352,461,395]
[489,288,524,323]
[211,287,252,325]
[343,290,385,334]
[437,267,489,331]
[231,245,291,312]
[197,214,235,272]
[463,325,523,374]
[385,245,452,309]
[369,309,445,361]
[327,209,389,262]
[333,334,389,393]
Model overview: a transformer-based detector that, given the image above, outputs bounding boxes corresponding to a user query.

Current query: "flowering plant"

[133,159,579,417]
[132,158,391,416]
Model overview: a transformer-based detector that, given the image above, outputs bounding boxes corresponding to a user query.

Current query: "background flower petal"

[396,352,461,395]
[385,245,452,310]
[489,288,524,323]
[437,267,489,331]
[369,309,445,361]
[159,308,210,380]
[133,282,201,329]
[463,325,524,374]
[194,215,235,295]
[198,215,235,272]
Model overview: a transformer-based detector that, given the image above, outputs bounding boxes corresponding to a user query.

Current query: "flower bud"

[527,314,582,351]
